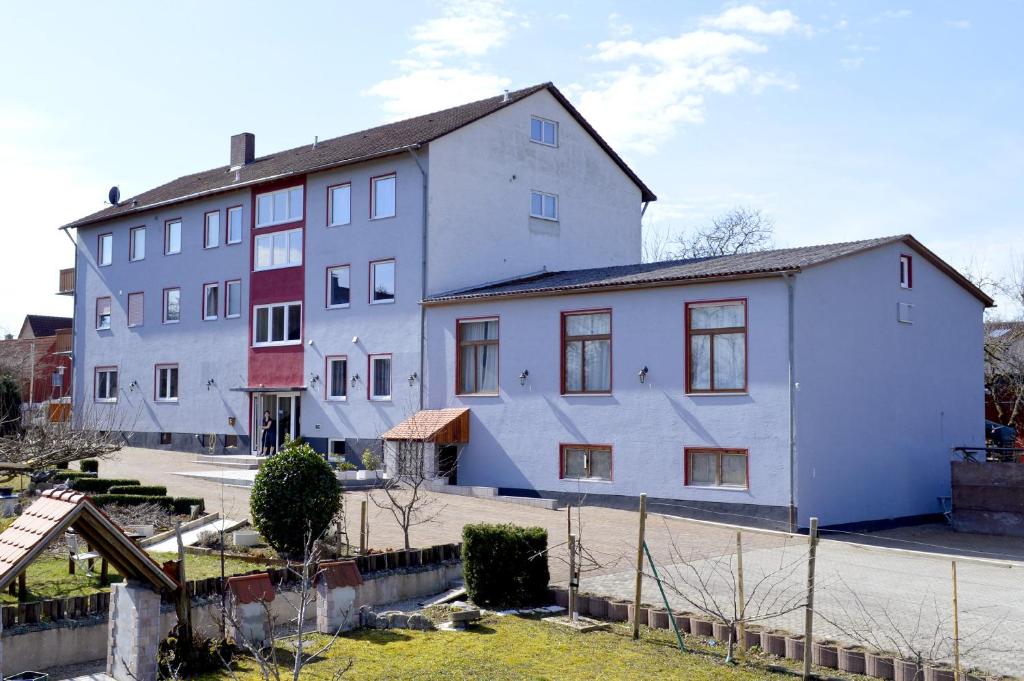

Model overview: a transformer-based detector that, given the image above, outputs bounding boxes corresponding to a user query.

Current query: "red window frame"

[900,254,913,289]
[558,444,614,481]
[327,182,352,227]
[97,232,112,266]
[162,287,181,324]
[202,282,219,320]
[325,355,348,401]
[224,279,242,319]
[683,447,750,489]
[684,298,748,394]
[95,296,111,330]
[456,316,500,396]
[560,308,613,395]
[367,353,393,401]
[369,258,396,305]
[326,264,351,309]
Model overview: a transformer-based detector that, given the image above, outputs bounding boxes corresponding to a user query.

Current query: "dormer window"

[530,117,558,146]
[900,254,913,289]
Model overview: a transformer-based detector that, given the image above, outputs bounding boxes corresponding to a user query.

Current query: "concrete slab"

[145,516,244,553]
[172,469,257,487]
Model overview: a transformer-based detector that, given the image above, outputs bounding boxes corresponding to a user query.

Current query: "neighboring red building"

[0,315,73,404]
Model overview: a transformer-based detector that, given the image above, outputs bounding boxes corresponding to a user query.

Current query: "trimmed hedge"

[172,497,205,515]
[108,485,167,496]
[462,523,549,608]
[71,478,141,493]
[52,470,97,481]
[90,495,205,515]
[80,459,99,473]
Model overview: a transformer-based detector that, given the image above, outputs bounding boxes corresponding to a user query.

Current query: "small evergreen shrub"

[172,497,205,515]
[339,461,358,471]
[53,470,97,481]
[462,523,549,607]
[80,459,100,473]
[108,485,167,496]
[251,440,340,555]
[55,462,69,470]
[71,478,141,493]
[0,375,21,437]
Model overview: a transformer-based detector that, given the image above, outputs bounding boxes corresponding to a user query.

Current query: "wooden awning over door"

[381,408,470,444]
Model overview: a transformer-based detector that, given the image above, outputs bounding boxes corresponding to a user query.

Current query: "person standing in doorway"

[261,410,276,455]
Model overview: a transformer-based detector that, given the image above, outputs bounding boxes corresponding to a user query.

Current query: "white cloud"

[365,68,511,120]
[840,57,864,71]
[945,19,970,29]
[607,12,633,38]
[410,0,520,59]
[876,9,912,21]
[702,5,810,36]
[592,30,765,63]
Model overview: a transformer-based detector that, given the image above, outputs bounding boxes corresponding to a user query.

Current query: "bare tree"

[672,207,774,260]
[984,322,1024,434]
[641,226,674,263]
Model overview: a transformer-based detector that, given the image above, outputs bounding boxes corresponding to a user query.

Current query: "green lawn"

[200,613,806,681]
[0,552,271,603]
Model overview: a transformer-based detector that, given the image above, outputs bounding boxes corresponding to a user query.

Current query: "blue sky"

[1,1,1021,333]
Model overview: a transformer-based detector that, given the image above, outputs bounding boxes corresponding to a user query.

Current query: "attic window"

[900,254,913,289]
[531,117,557,146]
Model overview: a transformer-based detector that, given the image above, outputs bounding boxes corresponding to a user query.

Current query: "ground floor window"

[560,444,612,481]
[225,434,238,448]
[155,365,179,402]
[328,439,346,463]
[685,448,748,488]
[95,367,118,402]
[160,432,172,445]
[369,354,391,400]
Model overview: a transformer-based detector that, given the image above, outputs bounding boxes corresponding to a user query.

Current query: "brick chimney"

[230,133,255,169]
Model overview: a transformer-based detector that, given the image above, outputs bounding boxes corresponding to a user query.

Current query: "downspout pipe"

[407,146,428,411]
[783,272,798,532]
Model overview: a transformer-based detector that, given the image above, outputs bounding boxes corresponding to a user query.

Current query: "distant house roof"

[19,315,73,339]
[62,83,655,231]
[382,408,470,443]
[424,235,994,307]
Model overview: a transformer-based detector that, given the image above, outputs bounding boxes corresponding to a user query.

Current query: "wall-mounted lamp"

[518,369,530,386]
[309,373,320,388]
[206,378,216,390]
[350,373,360,388]
[638,366,648,384]
[128,380,139,392]
[227,416,236,427]
[407,372,418,387]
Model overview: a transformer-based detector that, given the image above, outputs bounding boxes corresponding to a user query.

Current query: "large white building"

[60,83,991,529]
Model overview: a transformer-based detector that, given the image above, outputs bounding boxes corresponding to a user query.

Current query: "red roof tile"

[227,573,276,604]
[316,561,362,590]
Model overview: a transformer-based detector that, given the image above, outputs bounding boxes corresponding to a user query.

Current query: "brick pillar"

[226,573,275,648]
[107,580,161,681]
[316,560,362,634]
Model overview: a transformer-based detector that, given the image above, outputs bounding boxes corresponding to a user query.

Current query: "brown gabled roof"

[382,408,470,443]
[423,235,994,307]
[62,83,655,230]
[20,315,73,339]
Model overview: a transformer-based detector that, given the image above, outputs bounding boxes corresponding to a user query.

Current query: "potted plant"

[357,449,380,480]
[813,639,839,669]
[337,461,360,480]
[839,645,868,674]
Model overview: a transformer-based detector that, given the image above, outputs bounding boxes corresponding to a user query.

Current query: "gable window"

[204,211,220,249]
[530,191,558,220]
[155,365,179,402]
[370,259,395,304]
[253,302,301,346]
[369,354,392,401]
[256,186,303,227]
[95,367,118,402]
[225,280,241,318]
[96,297,111,330]
[560,445,612,481]
[203,283,219,320]
[530,116,558,146]
[371,174,396,219]
[164,219,181,255]
[127,292,144,328]
[163,288,181,324]
[328,183,351,226]
[457,318,499,395]
[226,206,243,244]
[98,233,112,266]
[327,265,350,308]
[327,356,348,400]
[900,254,913,289]
[562,310,611,394]
[686,448,748,488]
[254,228,302,271]
[686,300,746,393]
[129,227,145,261]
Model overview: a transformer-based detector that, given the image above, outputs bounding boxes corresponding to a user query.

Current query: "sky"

[1,0,1021,334]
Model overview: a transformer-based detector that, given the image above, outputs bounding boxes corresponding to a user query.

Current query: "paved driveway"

[98,447,1024,677]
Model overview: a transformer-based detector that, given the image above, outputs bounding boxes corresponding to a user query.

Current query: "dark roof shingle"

[63,83,655,230]
[21,315,73,339]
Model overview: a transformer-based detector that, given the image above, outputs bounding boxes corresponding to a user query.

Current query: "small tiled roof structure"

[62,83,655,231]
[227,572,275,604]
[423,235,994,307]
[316,560,363,590]
[19,314,73,339]
[0,490,179,592]
[382,408,470,443]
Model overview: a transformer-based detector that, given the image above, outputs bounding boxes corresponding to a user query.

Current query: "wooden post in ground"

[568,533,578,621]
[632,493,648,640]
[952,560,961,681]
[174,521,194,653]
[802,517,819,681]
[17,572,26,601]
[359,500,368,555]
[736,531,746,656]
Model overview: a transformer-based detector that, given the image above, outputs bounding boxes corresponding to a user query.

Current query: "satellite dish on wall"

[108,186,120,206]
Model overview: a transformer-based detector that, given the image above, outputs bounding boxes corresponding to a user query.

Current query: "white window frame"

[369,354,392,401]
[225,280,241,319]
[327,356,348,401]
[255,186,304,228]
[98,233,112,266]
[164,220,182,255]
[226,206,243,244]
[95,297,111,330]
[163,288,181,324]
[252,301,302,347]
[204,211,220,249]
[530,116,558,147]
[370,259,396,305]
[203,283,219,321]
[328,183,351,227]
[900,254,913,289]
[95,367,118,403]
[530,190,558,221]
[370,174,396,220]
[254,228,303,271]
[560,445,613,482]
[129,227,145,262]
[155,364,179,402]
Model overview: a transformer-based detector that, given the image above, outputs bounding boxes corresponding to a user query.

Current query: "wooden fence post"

[632,493,647,640]
[952,561,961,681]
[359,500,368,555]
[802,517,819,681]
[736,531,746,656]
[568,533,578,621]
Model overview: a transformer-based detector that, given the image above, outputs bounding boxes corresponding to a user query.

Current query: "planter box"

[760,631,787,657]
[627,604,650,628]
[552,587,569,609]
[813,641,839,669]
[337,470,360,481]
[742,627,761,650]
[689,616,713,637]
[865,652,895,680]
[839,647,867,674]
[648,608,670,629]
[924,666,955,681]
[232,530,260,547]
[585,595,608,619]
[712,621,734,643]
[606,600,629,622]
[673,613,691,634]
[894,658,923,681]
[355,470,376,481]
[784,636,806,662]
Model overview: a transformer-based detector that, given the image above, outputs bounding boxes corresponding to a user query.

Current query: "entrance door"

[252,393,302,454]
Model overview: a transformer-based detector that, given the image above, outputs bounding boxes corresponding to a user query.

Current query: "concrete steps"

[193,454,267,469]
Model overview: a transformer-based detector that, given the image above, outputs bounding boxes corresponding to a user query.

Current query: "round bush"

[250,441,340,556]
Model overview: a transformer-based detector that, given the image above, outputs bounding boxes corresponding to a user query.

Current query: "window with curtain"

[163,288,180,324]
[95,297,111,330]
[327,357,347,400]
[203,283,219,320]
[370,355,391,400]
[95,367,118,402]
[560,445,612,481]
[686,300,746,393]
[686,448,748,488]
[562,311,611,394]
[458,319,499,394]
